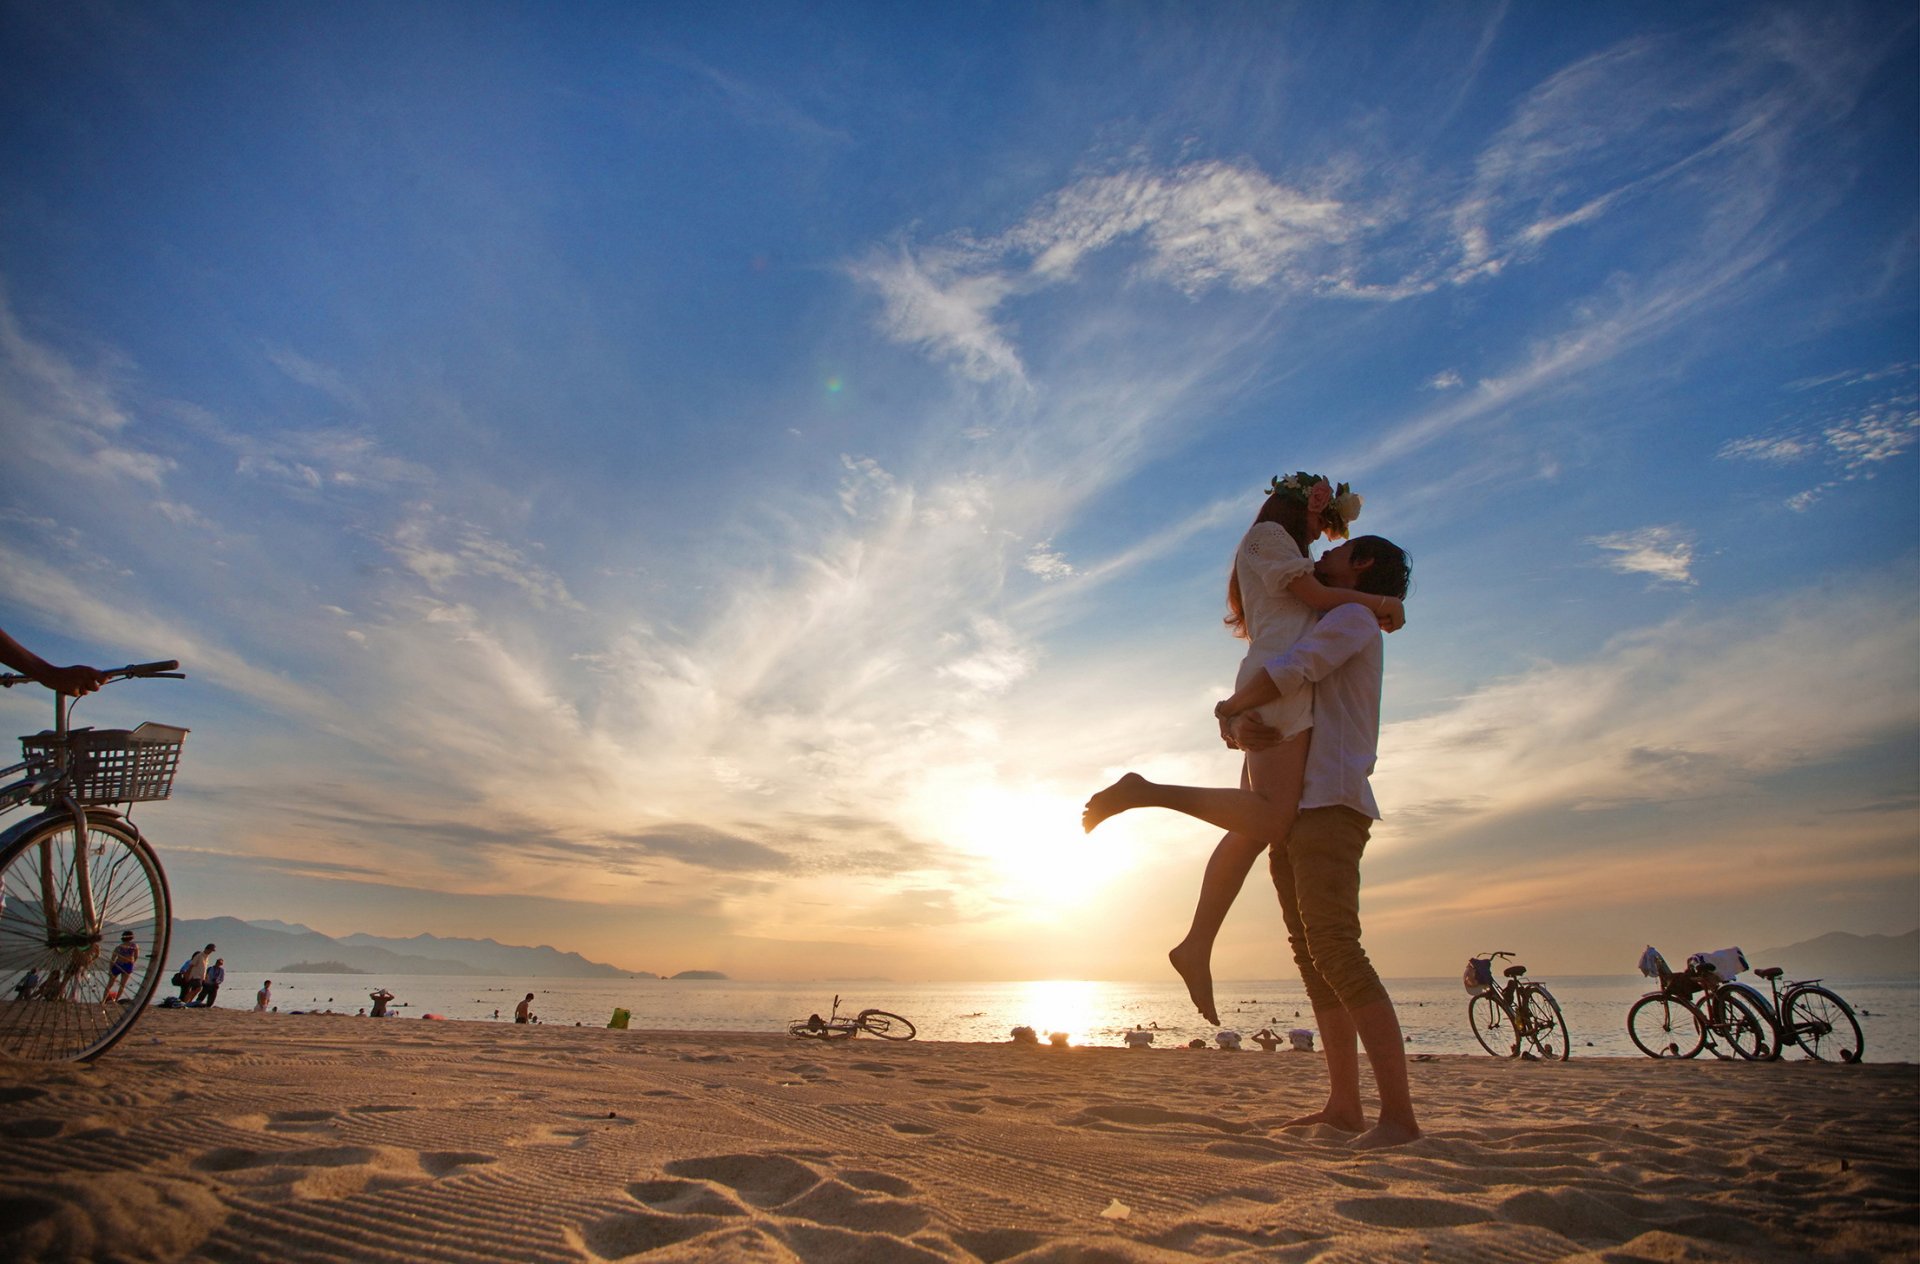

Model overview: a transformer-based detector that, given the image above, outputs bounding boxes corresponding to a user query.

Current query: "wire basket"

[20,723,188,806]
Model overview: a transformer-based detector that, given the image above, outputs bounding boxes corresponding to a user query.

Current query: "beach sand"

[1,1009,1914,1263]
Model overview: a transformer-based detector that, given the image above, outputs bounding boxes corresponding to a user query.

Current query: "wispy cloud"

[1589,525,1696,586]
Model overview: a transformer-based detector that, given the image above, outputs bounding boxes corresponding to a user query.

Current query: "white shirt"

[1233,522,1317,738]
[1263,603,1384,819]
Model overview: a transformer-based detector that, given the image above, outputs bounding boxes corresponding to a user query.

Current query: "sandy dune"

[0,1008,1913,1262]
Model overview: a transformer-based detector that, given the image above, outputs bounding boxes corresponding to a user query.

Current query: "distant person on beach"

[515,993,535,1024]
[1086,530,1419,1147]
[196,958,226,1007]
[0,626,109,695]
[103,931,139,1004]
[179,944,215,1004]
[369,988,394,1018]
[13,968,41,1000]
[1084,473,1402,1025]
[255,981,271,1012]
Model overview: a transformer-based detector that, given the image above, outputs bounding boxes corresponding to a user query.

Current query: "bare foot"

[1082,772,1151,833]
[1348,1119,1421,1150]
[1279,1108,1366,1132]
[1167,942,1220,1025]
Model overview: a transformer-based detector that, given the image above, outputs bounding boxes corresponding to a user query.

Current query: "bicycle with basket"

[1463,950,1570,1060]
[1626,946,1772,1061]
[0,659,185,1061]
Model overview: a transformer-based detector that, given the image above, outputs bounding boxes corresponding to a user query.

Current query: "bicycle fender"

[0,805,132,852]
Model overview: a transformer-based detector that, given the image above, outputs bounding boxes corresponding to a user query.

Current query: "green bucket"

[608,1008,631,1030]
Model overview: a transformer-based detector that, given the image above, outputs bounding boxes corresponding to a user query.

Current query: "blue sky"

[2,2,1914,980]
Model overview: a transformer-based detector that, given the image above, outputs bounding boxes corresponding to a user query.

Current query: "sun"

[918,780,1110,913]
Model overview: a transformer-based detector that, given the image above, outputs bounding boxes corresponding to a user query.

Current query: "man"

[1212,535,1419,1149]
[369,988,394,1018]
[255,980,272,1012]
[197,958,226,1007]
[181,943,215,1005]
[514,992,535,1024]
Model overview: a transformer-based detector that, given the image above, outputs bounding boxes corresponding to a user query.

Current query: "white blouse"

[1232,521,1316,739]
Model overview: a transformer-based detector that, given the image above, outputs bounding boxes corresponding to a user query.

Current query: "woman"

[1083,472,1403,1024]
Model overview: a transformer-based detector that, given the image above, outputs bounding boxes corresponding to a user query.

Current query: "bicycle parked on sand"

[1626,948,1771,1061]
[1463,950,1570,1061]
[787,994,916,1041]
[1714,964,1864,1063]
[0,659,185,1061]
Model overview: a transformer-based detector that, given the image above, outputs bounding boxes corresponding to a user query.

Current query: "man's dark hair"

[1350,536,1411,600]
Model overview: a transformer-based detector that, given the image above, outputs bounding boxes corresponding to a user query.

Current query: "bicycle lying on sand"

[787,995,916,1041]
[0,659,185,1062]
[1627,949,1771,1061]
[1463,950,1570,1061]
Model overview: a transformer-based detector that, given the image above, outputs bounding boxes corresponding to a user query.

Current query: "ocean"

[202,971,1920,1061]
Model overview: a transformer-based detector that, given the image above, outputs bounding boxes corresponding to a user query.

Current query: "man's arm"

[0,626,108,694]
[1215,604,1380,721]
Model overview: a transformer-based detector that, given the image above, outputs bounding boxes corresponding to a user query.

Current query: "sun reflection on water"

[1013,978,1107,1045]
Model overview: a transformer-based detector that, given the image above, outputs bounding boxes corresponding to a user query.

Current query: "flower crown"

[1266,471,1364,539]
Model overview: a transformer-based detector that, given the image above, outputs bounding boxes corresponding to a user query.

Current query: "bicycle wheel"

[1467,994,1515,1057]
[1628,994,1705,1059]
[1785,986,1864,1063]
[0,813,170,1062]
[1703,988,1770,1061]
[856,1009,916,1041]
[1518,985,1570,1061]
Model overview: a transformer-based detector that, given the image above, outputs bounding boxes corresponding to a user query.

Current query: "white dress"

[1232,520,1315,739]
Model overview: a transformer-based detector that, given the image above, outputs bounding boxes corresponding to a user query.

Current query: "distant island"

[279,961,366,974]
[670,970,729,980]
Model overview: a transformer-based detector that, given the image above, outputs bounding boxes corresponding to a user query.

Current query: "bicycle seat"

[1502,965,1526,978]
[1755,967,1782,980]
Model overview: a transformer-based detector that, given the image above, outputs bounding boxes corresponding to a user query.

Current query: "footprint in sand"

[1334,1197,1491,1230]
[191,1144,490,1200]
[662,1153,822,1208]
[1068,1103,1254,1135]
[888,1121,938,1136]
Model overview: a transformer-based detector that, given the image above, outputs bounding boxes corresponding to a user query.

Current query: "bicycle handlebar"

[0,660,184,689]
[1476,950,1516,960]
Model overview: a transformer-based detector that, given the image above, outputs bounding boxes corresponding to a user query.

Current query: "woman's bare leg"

[1168,831,1264,1025]
[1085,737,1307,841]
[1124,740,1307,1023]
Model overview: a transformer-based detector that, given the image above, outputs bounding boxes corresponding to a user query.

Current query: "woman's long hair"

[1225,492,1313,639]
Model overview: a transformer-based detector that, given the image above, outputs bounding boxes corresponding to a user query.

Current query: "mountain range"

[1751,929,1919,980]
[165,917,653,979]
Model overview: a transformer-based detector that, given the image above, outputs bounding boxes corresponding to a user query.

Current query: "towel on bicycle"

[1686,947,1749,980]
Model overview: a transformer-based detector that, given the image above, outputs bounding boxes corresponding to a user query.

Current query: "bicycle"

[1718,965,1864,1063]
[1463,950,1570,1061]
[787,994,916,1041]
[1626,949,1770,1061]
[0,659,185,1061]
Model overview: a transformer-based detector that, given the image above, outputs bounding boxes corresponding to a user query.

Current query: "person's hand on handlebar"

[0,626,110,694]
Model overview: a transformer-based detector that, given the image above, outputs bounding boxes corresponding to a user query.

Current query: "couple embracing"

[1085,471,1419,1149]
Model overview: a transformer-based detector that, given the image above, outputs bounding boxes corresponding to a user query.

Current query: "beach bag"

[1462,957,1496,996]
[170,971,185,987]
[1687,947,1748,980]
[1637,946,1667,980]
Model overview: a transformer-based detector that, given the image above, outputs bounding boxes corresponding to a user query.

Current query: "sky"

[1,2,1915,982]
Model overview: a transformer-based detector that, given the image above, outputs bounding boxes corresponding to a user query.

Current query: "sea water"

[214,972,1920,1061]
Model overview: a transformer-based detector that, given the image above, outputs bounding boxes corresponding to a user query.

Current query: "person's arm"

[0,627,108,694]
[1215,605,1380,720]
[1286,572,1404,632]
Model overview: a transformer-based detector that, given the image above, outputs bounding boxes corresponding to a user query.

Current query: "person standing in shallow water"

[1084,472,1403,1025]
[1088,535,1420,1149]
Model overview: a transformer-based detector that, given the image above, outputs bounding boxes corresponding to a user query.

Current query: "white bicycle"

[0,659,185,1061]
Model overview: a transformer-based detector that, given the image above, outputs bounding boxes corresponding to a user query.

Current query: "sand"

[0,1009,1914,1263]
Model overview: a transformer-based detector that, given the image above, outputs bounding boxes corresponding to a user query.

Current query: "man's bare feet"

[1081,772,1151,833]
[1167,942,1220,1025]
[1348,1119,1421,1150]
[1279,1108,1366,1132]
